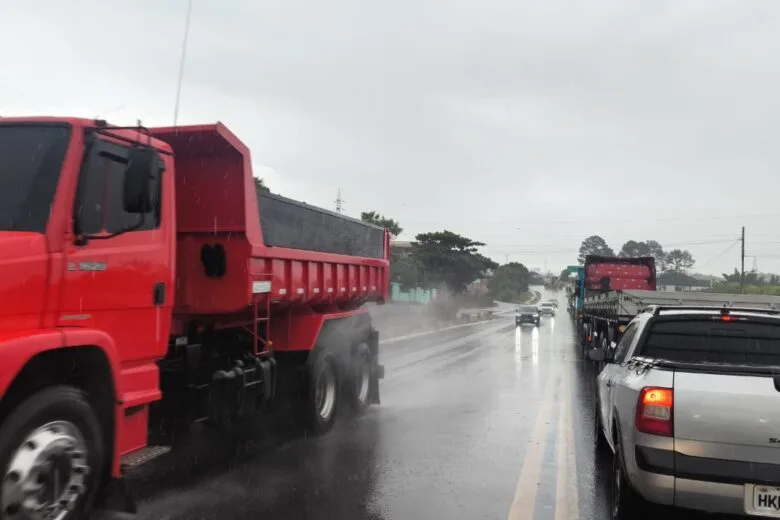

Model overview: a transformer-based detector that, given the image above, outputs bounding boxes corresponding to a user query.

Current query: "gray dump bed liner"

[256,188,385,259]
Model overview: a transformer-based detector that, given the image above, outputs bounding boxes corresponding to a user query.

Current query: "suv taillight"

[635,387,673,437]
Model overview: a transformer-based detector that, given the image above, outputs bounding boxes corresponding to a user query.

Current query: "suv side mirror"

[587,349,607,362]
[123,147,158,213]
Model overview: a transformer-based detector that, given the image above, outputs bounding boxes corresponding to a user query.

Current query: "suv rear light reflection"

[635,387,673,437]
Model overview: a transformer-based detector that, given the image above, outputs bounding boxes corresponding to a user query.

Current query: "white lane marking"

[380,318,507,345]
[555,372,579,520]
[507,371,558,520]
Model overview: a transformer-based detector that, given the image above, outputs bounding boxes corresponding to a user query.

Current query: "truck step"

[120,445,171,469]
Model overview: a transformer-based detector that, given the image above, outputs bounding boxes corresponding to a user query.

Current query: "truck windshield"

[0,125,71,232]
[640,318,780,366]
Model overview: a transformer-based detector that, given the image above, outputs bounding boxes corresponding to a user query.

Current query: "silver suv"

[590,306,780,519]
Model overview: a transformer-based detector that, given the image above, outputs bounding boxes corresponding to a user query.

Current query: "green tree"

[577,235,615,264]
[361,211,403,237]
[665,249,695,273]
[412,230,497,294]
[488,262,530,303]
[645,240,667,271]
[619,240,651,257]
[254,177,269,191]
[559,268,570,281]
[389,250,424,289]
[528,271,546,285]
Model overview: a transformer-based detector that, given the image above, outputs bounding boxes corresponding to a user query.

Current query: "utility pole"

[173,0,193,126]
[335,189,344,213]
[740,226,745,294]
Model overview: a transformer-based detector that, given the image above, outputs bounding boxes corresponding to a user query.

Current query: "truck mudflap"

[368,328,382,404]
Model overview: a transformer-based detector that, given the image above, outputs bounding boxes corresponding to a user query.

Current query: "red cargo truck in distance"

[575,254,656,351]
[0,117,389,518]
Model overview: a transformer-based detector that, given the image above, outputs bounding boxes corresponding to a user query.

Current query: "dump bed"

[149,123,390,316]
[583,255,656,292]
[583,289,780,324]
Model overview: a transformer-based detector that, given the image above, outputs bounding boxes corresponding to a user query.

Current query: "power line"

[697,241,740,270]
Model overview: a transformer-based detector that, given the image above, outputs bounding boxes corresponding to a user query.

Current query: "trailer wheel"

[348,343,372,412]
[306,351,339,434]
[0,385,104,520]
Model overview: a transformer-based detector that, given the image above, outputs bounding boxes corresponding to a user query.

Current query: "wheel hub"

[315,365,336,421]
[2,421,89,520]
[357,358,370,404]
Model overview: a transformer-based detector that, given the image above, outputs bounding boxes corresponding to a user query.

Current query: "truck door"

[59,136,174,365]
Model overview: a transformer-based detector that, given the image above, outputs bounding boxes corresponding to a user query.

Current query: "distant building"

[657,272,711,292]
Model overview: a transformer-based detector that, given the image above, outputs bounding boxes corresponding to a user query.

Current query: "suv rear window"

[639,318,780,366]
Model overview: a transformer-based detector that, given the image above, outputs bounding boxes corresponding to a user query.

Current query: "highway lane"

[112,291,742,520]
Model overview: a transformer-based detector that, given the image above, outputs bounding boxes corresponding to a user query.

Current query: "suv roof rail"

[642,305,780,317]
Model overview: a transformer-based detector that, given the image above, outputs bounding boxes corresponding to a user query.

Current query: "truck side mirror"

[123,147,158,213]
[587,349,607,362]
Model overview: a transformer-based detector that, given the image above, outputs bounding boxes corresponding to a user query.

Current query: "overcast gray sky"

[3,0,780,275]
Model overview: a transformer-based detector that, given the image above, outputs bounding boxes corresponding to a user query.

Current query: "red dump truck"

[0,117,389,518]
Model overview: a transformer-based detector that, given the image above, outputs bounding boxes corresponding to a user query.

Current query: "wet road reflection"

[116,292,747,520]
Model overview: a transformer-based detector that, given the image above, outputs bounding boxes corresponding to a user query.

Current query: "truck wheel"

[0,385,104,520]
[611,440,646,519]
[348,344,372,412]
[306,351,339,434]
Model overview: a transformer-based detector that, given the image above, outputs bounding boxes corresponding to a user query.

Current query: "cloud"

[3,0,780,273]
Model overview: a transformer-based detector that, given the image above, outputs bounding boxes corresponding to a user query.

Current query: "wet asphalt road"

[116,290,745,520]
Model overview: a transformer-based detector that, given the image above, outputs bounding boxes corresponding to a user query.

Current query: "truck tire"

[0,385,104,520]
[347,343,372,413]
[305,351,339,434]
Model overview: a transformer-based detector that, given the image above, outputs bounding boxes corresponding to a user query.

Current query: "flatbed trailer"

[580,289,780,351]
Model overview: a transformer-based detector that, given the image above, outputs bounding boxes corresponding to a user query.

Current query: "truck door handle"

[606,381,613,387]
[153,283,165,306]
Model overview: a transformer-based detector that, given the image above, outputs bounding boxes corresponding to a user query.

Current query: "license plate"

[748,485,780,517]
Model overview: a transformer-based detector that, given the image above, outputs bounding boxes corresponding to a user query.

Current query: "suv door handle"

[606,381,613,387]
[153,282,165,306]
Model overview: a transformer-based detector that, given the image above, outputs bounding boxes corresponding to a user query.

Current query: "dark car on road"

[515,305,540,326]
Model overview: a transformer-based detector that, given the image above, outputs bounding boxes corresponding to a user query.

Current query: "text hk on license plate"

[750,485,780,517]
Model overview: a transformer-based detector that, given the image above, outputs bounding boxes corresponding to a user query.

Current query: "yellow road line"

[507,370,558,520]
[555,373,579,520]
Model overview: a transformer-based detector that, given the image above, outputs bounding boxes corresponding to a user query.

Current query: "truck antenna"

[173,0,194,127]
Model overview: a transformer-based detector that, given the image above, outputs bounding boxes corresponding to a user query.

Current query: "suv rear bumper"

[629,444,780,516]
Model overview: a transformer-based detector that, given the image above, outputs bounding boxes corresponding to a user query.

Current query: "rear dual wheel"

[306,351,339,434]
[305,344,373,434]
